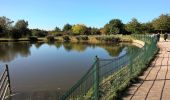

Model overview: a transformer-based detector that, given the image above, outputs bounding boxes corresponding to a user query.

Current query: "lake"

[0,42,138,100]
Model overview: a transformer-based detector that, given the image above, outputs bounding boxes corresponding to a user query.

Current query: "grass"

[0,35,133,43]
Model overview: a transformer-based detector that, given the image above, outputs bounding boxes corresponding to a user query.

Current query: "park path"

[122,38,170,100]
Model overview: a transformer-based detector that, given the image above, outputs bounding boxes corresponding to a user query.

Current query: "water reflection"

[0,42,138,100]
[0,42,126,62]
[0,42,31,62]
[57,42,125,56]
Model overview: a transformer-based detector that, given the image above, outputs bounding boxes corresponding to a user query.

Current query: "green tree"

[13,20,30,38]
[31,29,48,37]
[0,16,13,37]
[63,24,72,31]
[141,22,154,33]
[49,31,63,36]
[0,25,3,33]
[63,24,72,35]
[103,19,124,34]
[15,20,28,29]
[50,26,62,36]
[152,14,170,32]
[90,27,100,35]
[101,24,110,35]
[55,26,61,32]
[125,18,142,34]
[71,24,87,35]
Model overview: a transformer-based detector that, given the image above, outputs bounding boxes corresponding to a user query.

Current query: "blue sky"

[0,0,170,30]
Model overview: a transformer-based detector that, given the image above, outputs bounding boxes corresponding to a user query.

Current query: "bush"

[81,36,88,40]
[46,35,55,42]
[76,36,89,41]
[95,36,120,42]
[29,36,38,42]
[76,36,81,41]
[63,35,70,42]
[50,31,63,36]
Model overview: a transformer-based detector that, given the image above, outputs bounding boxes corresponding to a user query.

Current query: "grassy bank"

[0,35,133,43]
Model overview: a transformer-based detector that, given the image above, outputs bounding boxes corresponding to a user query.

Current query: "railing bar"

[0,69,6,83]
[5,64,11,94]
[1,83,9,100]
[0,75,7,93]
[0,77,8,98]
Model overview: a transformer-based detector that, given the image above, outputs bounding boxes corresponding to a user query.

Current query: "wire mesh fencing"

[59,35,158,100]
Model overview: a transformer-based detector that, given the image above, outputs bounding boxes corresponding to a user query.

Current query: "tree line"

[0,14,170,38]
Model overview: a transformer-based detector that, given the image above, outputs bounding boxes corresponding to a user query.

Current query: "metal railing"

[59,35,158,100]
[0,65,11,100]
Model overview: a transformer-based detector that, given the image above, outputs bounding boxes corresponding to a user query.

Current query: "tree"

[63,24,72,32]
[31,29,48,37]
[0,16,13,30]
[13,20,30,38]
[90,27,100,35]
[100,28,106,35]
[101,24,110,35]
[71,24,87,35]
[63,24,72,35]
[15,20,28,30]
[125,18,142,34]
[0,25,3,33]
[0,16,13,37]
[54,26,61,32]
[152,14,170,32]
[48,31,63,36]
[103,19,124,35]
[141,22,154,33]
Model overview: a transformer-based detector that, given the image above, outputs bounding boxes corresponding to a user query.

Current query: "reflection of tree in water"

[102,45,124,57]
[34,42,44,49]
[55,42,62,49]
[61,42,125,56]
[0,42,31,62]
[62,42,88,52]
[0,42,136,62]
[62,42,73,52]
[72,43,88,52]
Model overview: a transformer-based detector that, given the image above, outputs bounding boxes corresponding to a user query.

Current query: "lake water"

[0,42,138,100]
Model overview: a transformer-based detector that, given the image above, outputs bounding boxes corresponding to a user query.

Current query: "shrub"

[63,35,70,42]
[29,36,38,42]
[46,35,55,42]
[81,36,88,40]
[95,36,120,42]
[76,36,89,41]
[76,36,81,41]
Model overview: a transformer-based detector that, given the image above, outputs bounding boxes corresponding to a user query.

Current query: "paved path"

[122,39,170,100]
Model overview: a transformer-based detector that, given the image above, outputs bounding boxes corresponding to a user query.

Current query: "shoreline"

[0,35,145,48]
[0,35,132,42]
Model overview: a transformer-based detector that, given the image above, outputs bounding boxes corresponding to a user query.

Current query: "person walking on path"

[164,32,168,41]
[157,32,160,42]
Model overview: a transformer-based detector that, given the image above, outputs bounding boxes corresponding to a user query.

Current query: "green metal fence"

[59,35,158,100]
[0,64,12,100]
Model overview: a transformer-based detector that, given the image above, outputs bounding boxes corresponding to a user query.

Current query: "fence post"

[94,56,99,100]
[129,48,133,78]
[6,64,12,94]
